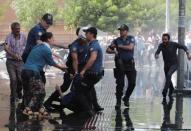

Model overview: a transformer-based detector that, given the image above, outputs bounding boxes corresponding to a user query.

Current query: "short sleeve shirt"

[86,40,103,72]
[69,40,88,65]
[23,43,56,72]
[23,24,46,58]
[111,35,135,61]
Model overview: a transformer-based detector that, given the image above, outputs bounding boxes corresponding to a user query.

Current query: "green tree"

[11,0,61,29]
[63,0,167,32]
[63,0,191,33]
[64,0,138,32]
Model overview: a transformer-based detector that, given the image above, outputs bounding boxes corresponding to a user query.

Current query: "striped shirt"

[5,33,26,59]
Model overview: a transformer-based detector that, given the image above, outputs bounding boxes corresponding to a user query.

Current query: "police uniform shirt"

[23,23,46,55]
[87,40,103,72]
[69,40,88,65]
[111,36,135,61]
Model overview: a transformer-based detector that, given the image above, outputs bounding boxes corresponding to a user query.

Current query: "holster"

[115,58,135,71]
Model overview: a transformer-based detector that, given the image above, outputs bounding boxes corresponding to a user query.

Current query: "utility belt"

[85,68,104,78]
[115,58,135,71]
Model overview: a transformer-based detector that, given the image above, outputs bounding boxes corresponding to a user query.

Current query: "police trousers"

[114,68,136,99]
[67,72,102,112]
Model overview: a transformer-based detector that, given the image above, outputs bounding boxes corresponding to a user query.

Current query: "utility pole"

[175,0,185,129]
[165,0,170,32]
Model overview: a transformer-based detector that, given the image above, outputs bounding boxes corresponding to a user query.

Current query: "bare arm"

[71,52,78,74]
[4,44,20,60]
[80,52,97,76]
[117,43,134,50]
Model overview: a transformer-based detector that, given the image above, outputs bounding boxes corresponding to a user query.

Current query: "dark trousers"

[162,64,178,97]
[6,59,23,101]
[70,73,102,112]
[114,68,137,100]
[45,72,72,104]
[79,73,101,107]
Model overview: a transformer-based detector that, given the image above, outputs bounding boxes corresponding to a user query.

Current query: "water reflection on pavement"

[0,64,191,130]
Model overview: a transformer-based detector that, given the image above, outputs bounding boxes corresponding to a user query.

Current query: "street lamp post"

[175,0,185,129]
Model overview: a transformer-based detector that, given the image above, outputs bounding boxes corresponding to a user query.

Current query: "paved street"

[0,62,191,131]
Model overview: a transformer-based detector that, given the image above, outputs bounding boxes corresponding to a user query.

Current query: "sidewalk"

[0,65,191,131]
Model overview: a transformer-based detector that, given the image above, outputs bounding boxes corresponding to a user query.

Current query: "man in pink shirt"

[4,22,26,103]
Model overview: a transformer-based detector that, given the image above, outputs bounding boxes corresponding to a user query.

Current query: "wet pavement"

[0,61,191,131]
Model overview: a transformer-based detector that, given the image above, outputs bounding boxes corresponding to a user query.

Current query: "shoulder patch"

[131,38,135,42]
[72,47,77,52]
[90,48,94,51]
[38,32,43,36]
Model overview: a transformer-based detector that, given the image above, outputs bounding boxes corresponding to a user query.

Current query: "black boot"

[91,87,104,112]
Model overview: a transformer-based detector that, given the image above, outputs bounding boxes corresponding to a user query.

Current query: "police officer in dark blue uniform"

[22,13,53,63]
[43,27,89,112]
[22,13,53,84]
[106,24,136,109]
[74,27,104,112]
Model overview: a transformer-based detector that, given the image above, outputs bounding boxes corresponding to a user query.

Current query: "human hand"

[155,54,159,59]
[187,53,191,60]
[80,70,85,78]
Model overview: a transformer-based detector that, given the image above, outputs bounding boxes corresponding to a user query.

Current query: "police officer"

[77,27,104,112]
[106,24,136,109]
[22,13,53,84]
[155,33,191,102]
[44,27,89,112]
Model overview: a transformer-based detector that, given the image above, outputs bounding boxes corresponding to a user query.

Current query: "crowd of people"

[2,13,191,119]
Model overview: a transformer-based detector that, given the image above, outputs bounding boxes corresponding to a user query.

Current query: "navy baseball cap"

[83,27,97,35]
[118,24,129,31]
[42,13,53,25]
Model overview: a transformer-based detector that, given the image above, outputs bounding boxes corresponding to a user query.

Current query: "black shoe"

[122,97,129,107]
[94,106,104,112]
